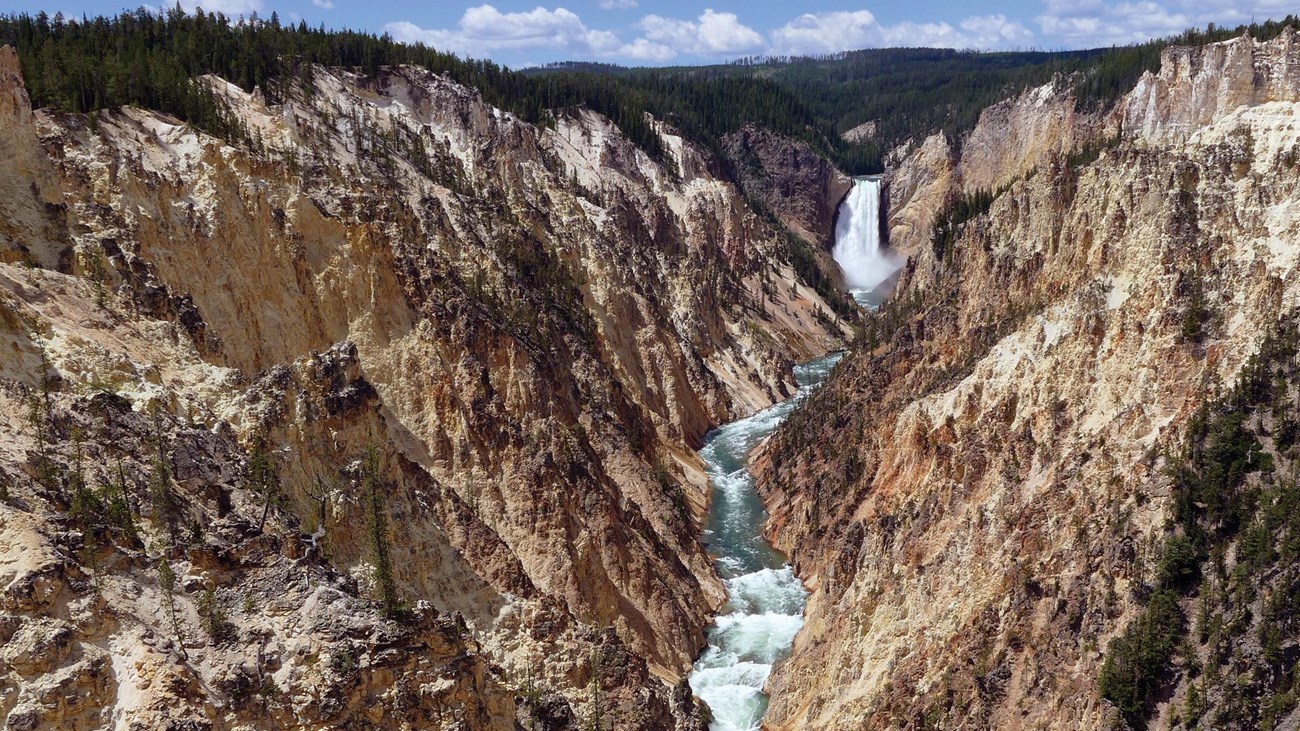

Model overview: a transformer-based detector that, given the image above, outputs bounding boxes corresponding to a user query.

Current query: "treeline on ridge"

[0,6,849,173]
[0,6,678,163]
[3,8,1298,178]
[541,16,1298,173]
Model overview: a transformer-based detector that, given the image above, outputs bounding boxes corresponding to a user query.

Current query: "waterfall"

[832,177,899,307]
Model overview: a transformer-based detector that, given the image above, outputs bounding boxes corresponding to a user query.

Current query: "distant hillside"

[4,9,1297,177]
[534,17,1298,173]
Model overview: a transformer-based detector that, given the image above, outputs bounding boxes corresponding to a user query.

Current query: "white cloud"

[379,1,1295,65]
[311,0,334,8]
[385,5,621,56]
[177,0,263,16]
[959,14,1037,46]
[638,9,765,57]
[769,10,1033,55]
[1035,0,1292,48]
[618,37,676,62]
[769,11,884,55]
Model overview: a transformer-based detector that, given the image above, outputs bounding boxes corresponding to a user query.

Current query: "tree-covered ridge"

[3,8,1297,177]
[541,17,1299,174]
[0,7,674,162]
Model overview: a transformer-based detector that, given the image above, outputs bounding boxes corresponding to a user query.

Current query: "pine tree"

[362,446,399,618]
[247,437,279,534]
[587,645,604,731]
[157,557,187,658]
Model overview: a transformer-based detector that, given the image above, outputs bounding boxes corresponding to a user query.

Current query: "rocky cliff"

[720,125,854,249]
[885,76,1101,260]
[757,29,1300,729]
[0,44,847,730]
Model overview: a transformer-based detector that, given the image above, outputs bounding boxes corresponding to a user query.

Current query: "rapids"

[687,354,841,730]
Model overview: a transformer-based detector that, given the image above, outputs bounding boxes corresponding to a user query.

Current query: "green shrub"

[1098,590,1185,728]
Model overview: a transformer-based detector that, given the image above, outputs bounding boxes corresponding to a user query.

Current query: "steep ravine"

[757,30,1300,730]
[0,45,851,729]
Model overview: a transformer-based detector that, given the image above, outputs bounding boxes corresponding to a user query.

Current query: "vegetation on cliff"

[546,16,1299,173]
[0,7,673,161]
[7,7,1297,183]
[1099,318,1300,729]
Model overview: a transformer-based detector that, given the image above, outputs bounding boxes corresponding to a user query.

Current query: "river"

[686,353,842,730]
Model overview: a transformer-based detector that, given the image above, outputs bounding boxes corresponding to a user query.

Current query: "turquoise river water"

[686,353,843,730]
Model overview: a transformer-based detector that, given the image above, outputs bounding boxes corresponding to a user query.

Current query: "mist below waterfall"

[832,177,900,307]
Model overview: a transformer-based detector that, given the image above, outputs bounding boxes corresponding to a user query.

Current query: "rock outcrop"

[885,77,1101,260]
[721,125,855,249]
[0,46,846,729]
[0,48,65,269]
[757,30,1300,730]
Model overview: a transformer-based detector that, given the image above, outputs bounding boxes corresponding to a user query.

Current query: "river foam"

[688,354,841,731]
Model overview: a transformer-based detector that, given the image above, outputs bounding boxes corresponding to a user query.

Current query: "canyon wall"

[758,29,1300,729]
[0,46,847,729]
[721,125,855,249]
[885,77,1101,260]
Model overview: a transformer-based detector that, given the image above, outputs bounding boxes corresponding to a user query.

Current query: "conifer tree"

[362,446,399,618]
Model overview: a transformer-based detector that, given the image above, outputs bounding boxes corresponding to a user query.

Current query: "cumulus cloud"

[769,11,884,54]
[617,37,676,62]
[1036,0,1291,48]
[637,9,765,57]
[176,0,263,16]
[385,5,620,56]
[959,15,1037,46]
[380,1,1295,65]
[770,10,1033,55]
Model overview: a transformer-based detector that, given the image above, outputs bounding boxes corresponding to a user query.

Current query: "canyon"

[2,15,1300,731]
[758,28,1300,731]
[0,42,850,729]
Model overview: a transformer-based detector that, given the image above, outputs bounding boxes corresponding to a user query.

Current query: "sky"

[8,0,1298,67]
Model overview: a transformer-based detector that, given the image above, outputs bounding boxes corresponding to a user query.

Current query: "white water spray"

[832,177,899,306]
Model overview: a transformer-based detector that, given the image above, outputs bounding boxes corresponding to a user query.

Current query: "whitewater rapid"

[832,176,900,308]
[688,354,842,731]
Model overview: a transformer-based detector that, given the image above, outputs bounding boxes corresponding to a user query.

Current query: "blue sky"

[10,1,1297,67]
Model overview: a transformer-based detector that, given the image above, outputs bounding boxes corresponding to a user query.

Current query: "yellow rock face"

[758,30,1300,731]
[0,48,845,729]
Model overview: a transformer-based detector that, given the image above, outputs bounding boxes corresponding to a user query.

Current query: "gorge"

[687,161,901,731]
[2,9,1300,731]
[687,353,839,731]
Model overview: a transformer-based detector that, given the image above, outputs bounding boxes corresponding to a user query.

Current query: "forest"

[540,16,1299,172]
[3,8,1297,176]
[0,7,675,161]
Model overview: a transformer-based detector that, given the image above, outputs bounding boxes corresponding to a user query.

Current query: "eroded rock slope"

[0,45,847,730]
[757,30,1300,730]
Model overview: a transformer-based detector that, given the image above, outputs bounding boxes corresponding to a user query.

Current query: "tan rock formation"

[0,50,846,729]
[0,47,66,269]
[758,31,1300,730]
[841,121,877,145]
[886,78,1102,260]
